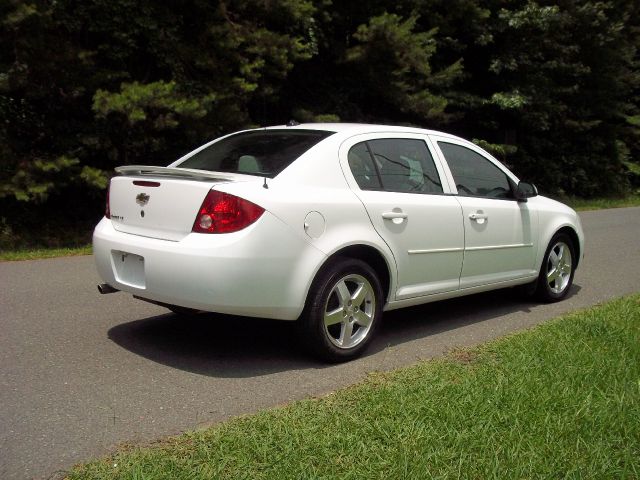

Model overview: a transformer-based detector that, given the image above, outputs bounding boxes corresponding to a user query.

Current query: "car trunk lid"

[108,166,254,241]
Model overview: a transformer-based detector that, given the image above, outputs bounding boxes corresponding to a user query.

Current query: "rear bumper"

[93,214,326,320]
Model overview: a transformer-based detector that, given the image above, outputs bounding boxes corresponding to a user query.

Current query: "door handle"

[469,212,488,223]
[382,211,408,220]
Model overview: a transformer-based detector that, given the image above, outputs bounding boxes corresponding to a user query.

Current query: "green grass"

[67,294,640,479]
[0,245,92,261]
[563,194,640,211]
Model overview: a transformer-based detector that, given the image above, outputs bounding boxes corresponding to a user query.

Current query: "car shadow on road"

[373,284,579,351]
[108,284,581,378]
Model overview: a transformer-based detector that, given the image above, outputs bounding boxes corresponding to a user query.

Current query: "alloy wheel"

[323,274,376,349]
[546,241,573,294]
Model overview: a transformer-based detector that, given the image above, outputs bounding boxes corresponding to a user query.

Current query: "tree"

[281,0,465,124]
[0,0,317,245]
[1,0,639,247]
[478,0,639,196]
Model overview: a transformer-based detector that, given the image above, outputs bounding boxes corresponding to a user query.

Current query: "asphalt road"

[1,207,639,479]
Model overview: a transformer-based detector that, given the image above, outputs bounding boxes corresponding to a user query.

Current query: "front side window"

[178,130,334,178]
[348,138,443,194]
[438,142,513,199]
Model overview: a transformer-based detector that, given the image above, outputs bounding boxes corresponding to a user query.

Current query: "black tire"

[298,257,383,362]
[535,233,576,302]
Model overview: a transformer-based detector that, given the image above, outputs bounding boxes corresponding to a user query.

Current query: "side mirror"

[515,181,538,201]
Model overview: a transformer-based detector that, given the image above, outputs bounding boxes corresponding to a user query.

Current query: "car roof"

[260,123,461,140]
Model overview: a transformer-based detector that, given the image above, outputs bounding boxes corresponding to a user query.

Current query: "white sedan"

[94,123,584,361]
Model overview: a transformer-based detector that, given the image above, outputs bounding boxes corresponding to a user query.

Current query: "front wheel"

[299,258,383,362]
[536,233,576,302]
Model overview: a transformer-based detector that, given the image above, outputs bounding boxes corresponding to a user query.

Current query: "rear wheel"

[536,233,576,302]
[299,258,383,362]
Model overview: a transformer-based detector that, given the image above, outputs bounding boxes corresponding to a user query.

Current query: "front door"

[432,138,539,288]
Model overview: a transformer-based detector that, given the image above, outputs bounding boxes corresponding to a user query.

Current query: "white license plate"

[112,251,145,288]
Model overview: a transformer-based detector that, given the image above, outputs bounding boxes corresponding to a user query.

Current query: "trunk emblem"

[136,193,150,206]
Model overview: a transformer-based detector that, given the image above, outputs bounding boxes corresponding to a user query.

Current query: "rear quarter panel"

[212,135,399,306]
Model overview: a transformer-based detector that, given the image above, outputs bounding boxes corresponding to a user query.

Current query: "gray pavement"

[1,207,639,479]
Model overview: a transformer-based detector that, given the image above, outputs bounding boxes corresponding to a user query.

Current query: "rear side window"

[348,142,382,190]
[438,142,513,199]
[348,138,443,194]
[178,130,334,178]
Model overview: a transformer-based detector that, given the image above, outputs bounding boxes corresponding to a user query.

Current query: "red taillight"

[192,190,265,234]
[105,180,111,219]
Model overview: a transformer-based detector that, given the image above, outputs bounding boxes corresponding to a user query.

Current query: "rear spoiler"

[115,165,243,182]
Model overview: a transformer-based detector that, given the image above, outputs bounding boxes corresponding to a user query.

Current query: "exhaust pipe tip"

[97,283,119,294]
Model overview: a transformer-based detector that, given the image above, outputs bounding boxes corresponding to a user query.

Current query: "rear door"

[340,134,464,300]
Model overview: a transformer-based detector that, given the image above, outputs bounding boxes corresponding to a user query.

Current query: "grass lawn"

[0,245,92,261]
[66,294,640,479]
[563,194,640,211]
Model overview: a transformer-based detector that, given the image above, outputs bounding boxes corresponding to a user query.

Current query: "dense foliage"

[1,0,639,246]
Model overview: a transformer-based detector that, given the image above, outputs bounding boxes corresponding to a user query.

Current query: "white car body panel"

[108,176,217,241]
[351,189,465,299]
[529,195,585,269]
[94,212,326,320]
[93,123,585,323]
[454,195,539,288]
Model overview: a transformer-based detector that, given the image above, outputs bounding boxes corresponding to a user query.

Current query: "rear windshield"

[177,129,334,178]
